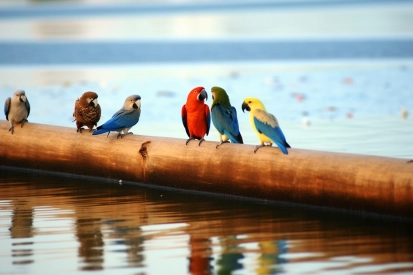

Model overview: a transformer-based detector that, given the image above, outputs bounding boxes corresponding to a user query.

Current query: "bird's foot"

[117,132,133,139]
[8,125,14,135]
[186,137,195,145]
[20,119,28,128]
[216,140,230,149]
[77,127,84,133]
[198,138,205,146]
[254,144,265,153]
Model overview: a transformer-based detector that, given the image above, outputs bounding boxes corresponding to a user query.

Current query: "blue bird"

[210,86,243,148]
[92,95,141,139]
[242,97,291,154]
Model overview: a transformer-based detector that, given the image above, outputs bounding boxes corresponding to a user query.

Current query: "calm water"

[1,1,413,274]
[1,167,413,275]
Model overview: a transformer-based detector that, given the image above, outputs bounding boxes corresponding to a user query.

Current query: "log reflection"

[1,168,413,274]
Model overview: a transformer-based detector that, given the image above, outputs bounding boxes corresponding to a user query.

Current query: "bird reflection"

[216,236,244,275]
[75,218,104,270]
[9,199,34,265]
[188,236,213,275]
[104,220,144,268]
[256,240,288,275]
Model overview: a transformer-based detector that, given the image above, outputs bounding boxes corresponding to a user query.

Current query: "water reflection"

[76,218,104,270]
[216,236,244,274]
[256,240,287,274]
[188,234,212,275]
[1,167,413,274]
[10,199,34,265]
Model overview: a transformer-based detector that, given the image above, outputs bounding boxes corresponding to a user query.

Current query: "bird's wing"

[230,106,243,143]
[253,109,289,154]
[181,105,190,137]
[4,97,10,121]
[102,109,140,131]
[212,104,242,143]
[25,97,30,118]
[204,104,211,136]
[73,99,79,118]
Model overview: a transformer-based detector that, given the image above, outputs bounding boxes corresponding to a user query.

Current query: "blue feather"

[4,97,10,120]
[211,104,243,143]
[254,116,290,154]
[93,109,140,135]
[26,98,30,118]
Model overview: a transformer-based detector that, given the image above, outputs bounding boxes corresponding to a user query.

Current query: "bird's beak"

[197,89,208,101]
[242,102,250,112]
[89,98,98,107]
[133,99,141,109]
[19,95,26,103]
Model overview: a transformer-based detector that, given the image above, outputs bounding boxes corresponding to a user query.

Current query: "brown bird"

[73,91,101,132]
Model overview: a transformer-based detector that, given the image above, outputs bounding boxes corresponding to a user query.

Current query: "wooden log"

[1,120,412,217]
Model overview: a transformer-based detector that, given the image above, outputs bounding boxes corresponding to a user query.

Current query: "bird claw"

[185,137,195,145]
[8,126,14,135]
[198,138,205,146]
[77,127,84,133]
[20,119,28,128]
[117,132,133,139]
[254,145,264,153]
[216,140,230,149]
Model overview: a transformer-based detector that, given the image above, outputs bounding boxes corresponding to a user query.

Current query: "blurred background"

[0,0,412,157]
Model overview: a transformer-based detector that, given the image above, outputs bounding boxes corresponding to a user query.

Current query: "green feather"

[211,86,231,110]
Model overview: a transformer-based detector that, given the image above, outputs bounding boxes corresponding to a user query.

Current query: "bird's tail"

[226,131,244,144]
[276,143,289,155]
[236,132,244,144]
[92,126,109,136]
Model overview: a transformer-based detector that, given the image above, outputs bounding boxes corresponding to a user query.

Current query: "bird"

[92,94,141,139]
[242,98,290,154]
[181,86,210,146]
[73,91,101,132]
[210,86,243,148]
[4,90,30,134]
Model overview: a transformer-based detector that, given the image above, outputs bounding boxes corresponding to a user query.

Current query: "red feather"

[181,86,210,139]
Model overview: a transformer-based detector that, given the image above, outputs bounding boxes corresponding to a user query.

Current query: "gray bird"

[4,90,30,134]
[92,94,141,139]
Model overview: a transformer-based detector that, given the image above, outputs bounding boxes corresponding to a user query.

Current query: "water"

[1,1,413,274]
[1,167,413,275]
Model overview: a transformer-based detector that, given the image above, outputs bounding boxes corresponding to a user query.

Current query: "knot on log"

[139,141,151,160]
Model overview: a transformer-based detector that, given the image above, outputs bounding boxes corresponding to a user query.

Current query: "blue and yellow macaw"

[211,86,243,148]
[242,98,290,154]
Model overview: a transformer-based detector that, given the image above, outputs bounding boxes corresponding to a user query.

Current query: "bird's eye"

[248,101,252,103]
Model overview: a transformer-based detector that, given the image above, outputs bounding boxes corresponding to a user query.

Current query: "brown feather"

[73,92,101,131]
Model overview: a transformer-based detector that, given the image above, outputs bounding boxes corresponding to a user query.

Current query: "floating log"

[0,120,412,218]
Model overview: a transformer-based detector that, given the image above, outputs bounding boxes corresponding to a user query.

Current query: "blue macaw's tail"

[92,125,110,135]
[224,130,243,144]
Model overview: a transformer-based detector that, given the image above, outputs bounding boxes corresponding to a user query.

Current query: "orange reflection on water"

[1,168,413,274]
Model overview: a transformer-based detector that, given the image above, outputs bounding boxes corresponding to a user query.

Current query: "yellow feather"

[244,97,278,145]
